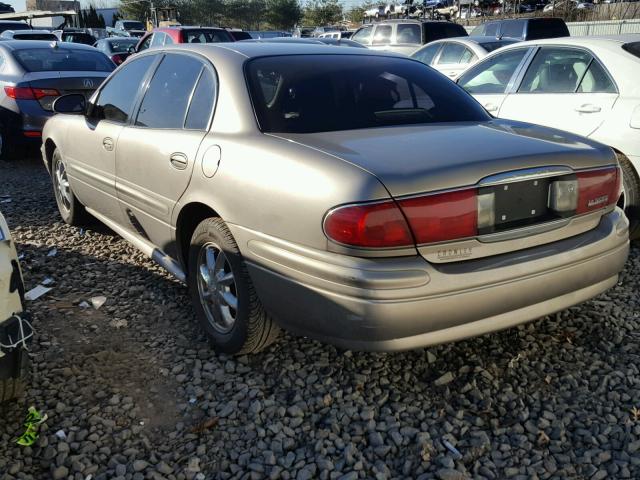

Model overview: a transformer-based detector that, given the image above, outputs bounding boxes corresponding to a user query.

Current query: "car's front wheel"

[51,148,90,226]
[617,152,640,240]
[188,218,280,354]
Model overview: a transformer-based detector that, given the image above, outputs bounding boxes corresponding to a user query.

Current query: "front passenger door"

[115,53,216,251]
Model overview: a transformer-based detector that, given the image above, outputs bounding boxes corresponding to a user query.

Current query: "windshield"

[109,39,138,52]
[623,42,640,59]
[246,55,489,134]
[13,48,115,72]
[183,29,233,43]
[123,21,144,30]
[480,39,520,52]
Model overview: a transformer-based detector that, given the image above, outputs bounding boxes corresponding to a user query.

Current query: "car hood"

[270,119,614,197]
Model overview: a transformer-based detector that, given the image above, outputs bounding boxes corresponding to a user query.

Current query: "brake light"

[23,131,41,137]
[576,166,621,214]
[398,189,477,243]
[323,201,414,248]
[4,86,59,100]
[111,54,125,65]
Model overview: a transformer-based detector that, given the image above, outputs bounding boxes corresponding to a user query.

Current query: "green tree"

[265,0,302,30]
[303,0,342,26]
[346,1,376,24]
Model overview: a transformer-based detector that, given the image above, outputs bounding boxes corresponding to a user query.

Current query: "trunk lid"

[22,71,109,111]
[273,119,619,262]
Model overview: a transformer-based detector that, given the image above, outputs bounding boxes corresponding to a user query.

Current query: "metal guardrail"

[463,18,640,35]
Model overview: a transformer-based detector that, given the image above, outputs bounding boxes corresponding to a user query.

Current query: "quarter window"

[94,55,155,123]
[372,25,392,45]
[185,68,216,130]
[135,54,204,129]
[138,35,152,51]
[458,49,528,94]
[577,60,616,93]
[150,32,165,47]
[519,48,592,93]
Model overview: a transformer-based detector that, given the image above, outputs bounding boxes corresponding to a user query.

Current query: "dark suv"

[470,17,569,41]
[351,19,468,55]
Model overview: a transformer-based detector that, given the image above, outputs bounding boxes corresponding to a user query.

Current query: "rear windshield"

[246,55,489,134]
[123,21,144,30]
[526,19,570,40]
[230,31,252,41]
[183,29,233,43]
[480,39,520,52]
[14,33,56,40]
[108,39,138,52]
[622,42,640,59]
[62,33,96,45]
[13,48,115,72]
[425,23,468,42]
[0,22,30,33]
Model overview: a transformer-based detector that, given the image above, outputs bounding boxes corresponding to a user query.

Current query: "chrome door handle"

[484,103,498,113]
[102,137,114,151]
[170,153,188,170]
[574,104,601,113]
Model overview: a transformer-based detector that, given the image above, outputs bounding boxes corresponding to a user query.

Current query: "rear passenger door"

[498,47,619,137]
[115,52,216,249]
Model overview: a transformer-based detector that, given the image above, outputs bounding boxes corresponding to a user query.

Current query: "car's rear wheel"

[188,218,280,354]
[52,148,90,226]
[616,153,640,240]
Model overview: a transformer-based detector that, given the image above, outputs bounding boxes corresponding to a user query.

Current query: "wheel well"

[176,202,219,274]
[44,139,56,171]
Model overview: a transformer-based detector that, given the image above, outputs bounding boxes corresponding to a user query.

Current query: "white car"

[0,211,30,401]
[411,36,520,78]
[456,35,640,238]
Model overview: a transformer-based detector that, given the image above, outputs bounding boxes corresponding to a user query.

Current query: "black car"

[0,20,30,34]
[0,40,115,160]
[470,17,569,41]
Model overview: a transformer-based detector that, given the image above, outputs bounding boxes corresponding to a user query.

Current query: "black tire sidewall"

[52,149,75,225]
[188,219,251,354]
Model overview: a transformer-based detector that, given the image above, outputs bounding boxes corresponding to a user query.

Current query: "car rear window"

[526,18,570,40]
[230,31,252,41]
[108,39,138,52]
[13,48,114,72]
[123,21,144,30]
[183,29,233,43]
[425,23,468,43]
[14,33,56,40]
[622,42,640,59]
[62,33,96,45]
[246,55,489,134]
[0,22,30,33]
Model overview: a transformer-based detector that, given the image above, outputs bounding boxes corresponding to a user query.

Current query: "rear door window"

[396,24,421,44]
[518,47,592,93]
[500,20,525,39]
[577,60,616,93]
[458,48,529,94]
[437,43,467,64]
[95,55,155,123]
[135,54,204,129]
[372,25,392,45]
[412,43,442,65]
[185,68,216,130]
[150,32,165,47]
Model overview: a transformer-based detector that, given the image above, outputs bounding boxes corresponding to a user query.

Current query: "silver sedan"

[42,43,628,354]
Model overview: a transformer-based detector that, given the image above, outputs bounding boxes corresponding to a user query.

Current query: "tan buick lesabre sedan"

[41,43,629,354]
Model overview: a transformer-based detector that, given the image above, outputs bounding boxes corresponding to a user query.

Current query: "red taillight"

[111,54,125,65]
[398,189,477,244]
[23,131,42,138]
[576,166,620,214]
[4,86,59,100]
[323,200,414,248]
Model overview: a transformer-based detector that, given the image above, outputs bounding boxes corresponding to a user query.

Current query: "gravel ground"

[1,158,640,480]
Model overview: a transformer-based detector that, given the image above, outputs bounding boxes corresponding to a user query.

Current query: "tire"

[0,349,29,403]
[188,217,280,354]
[51,148,91,226]
[617,152,640,240]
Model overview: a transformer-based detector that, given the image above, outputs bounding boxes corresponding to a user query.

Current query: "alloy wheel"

[196,242,238,333]
[54,157,72,212]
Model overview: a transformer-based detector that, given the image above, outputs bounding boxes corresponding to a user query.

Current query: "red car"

[134,26,234,53]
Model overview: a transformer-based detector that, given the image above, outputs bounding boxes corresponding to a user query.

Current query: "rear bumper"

[232,208,629,351]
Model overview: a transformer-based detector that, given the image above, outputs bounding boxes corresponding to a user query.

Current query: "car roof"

[164,41,401,59]
[380,19,460,24]
[497,34,640,52]
[157,26,225,31]
[0,39,99,51]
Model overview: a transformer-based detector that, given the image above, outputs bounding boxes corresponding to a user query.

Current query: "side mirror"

[53,94,87,115]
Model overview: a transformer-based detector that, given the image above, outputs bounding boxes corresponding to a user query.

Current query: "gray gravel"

[1,158,640,480]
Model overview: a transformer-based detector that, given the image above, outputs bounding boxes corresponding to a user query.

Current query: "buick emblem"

[83,78,94,88]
